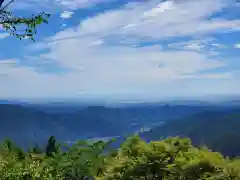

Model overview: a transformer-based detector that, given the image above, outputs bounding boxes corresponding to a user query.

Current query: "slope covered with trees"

[0,135,239,179]
[142,108,240,157]
[0,103,210,147]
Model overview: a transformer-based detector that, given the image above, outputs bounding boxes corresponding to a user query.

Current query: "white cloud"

[0,33,9,39]
[5,36,235,99]
[1,0,239,99]
[0,54,238,100]
[60,11,74,19]
[167,38,227,52]
[56,0,116,10]
[180,72,233,79]
[234,43,240,48]
[11,0,116,11]
[168,40,207,51]
[143,1,174,18]
[90,39,104,46]
[73,0,239,39]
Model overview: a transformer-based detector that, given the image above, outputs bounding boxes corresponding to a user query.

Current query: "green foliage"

[101,137,240,180]
[32,144,43,154]
[45,136,60,157]
[0,136,239,180]
[0,0,50,40]
[143,112,240,157]
[28,144,43,155]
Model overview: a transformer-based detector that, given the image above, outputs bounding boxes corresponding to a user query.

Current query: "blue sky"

[0,0,239,101]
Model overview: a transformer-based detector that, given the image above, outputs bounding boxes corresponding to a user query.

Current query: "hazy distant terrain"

[0,101,239,155]
[0,102,212,147]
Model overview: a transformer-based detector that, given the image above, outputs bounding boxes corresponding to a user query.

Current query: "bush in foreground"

[0,136,239,180]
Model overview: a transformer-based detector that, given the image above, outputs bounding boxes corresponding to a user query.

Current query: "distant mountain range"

[0,103,215,147]
[1,97,240,107]
[0,102,239,156]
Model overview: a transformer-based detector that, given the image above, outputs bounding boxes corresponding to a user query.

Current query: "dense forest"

[0,135,239,179]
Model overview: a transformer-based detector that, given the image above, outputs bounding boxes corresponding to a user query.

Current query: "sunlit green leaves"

[0,136,239,180]
[0,9,50,40]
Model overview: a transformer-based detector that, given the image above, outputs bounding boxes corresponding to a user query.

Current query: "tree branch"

[0,0,14,12]
[0,0,50,40]
[0,0,4,8]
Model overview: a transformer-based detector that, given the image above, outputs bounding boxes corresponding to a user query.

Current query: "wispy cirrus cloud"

[71,0,240,40]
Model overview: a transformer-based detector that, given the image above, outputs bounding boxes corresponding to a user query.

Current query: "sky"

[0,0,239,102]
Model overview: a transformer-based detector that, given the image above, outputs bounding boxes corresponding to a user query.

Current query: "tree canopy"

[0,135,239,180]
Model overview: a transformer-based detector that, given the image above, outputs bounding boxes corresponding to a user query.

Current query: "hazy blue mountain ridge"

[0,103,211,147]
[142,108,240,157]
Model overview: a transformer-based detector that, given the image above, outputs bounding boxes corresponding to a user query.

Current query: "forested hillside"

[142,108,240,157]
[0,103,209,147]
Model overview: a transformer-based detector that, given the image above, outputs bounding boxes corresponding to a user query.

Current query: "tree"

[100,136,240,180]
[0,0,50,40]
[28,143,43,154]
[55,140,110,180]
[32,144,43,154]
[3,138,14,152]
[45,136,60,157]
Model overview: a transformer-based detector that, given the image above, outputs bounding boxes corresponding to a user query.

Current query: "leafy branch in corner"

[0,0,51,40]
